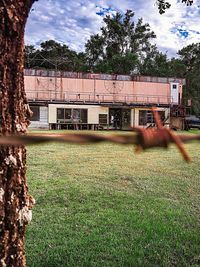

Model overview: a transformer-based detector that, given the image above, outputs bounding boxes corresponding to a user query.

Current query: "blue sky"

[25,0,200,58]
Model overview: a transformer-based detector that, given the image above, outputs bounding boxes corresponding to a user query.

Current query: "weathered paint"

[48,104,109,124]
[24,74,183,105]
[24,69,186,85]
[47,103,169,127]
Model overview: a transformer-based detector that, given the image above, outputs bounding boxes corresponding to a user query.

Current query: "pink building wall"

[24,75,183,105]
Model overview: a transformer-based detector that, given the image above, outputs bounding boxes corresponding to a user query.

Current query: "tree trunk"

[0,1,36,266]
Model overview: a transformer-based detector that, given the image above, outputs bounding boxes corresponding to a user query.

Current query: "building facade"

[24,69,185,130]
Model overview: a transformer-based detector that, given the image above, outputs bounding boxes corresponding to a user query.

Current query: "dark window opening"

[109,108,122,129]
[158,111,165,122]
[80,109,88,123]
[139,110,165,126]
[65,109,72,121]
[30,106,40,121]
[122,109,131,128]
[139,110,148,126]
[57,108,88,123]
[99,114,108,125]
[109,108,131,129]
[57,108,64,120]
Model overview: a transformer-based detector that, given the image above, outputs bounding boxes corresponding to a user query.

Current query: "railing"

[24,69,186,85]
[26,90,173,105]
[24,69,132,81]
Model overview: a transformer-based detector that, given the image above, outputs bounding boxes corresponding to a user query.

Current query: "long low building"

[25,69,185,130]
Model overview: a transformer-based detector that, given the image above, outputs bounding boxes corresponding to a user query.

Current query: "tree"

[167,58,186,78]
[94,53,138,74]
[85,10,156,74]
[85,34,104,69]
[25,40,85,71]
[178,43,200,115]
[139,46,171,76]
[25,45,37,68]
[139,46,186,78]
[39,40,75,70]
[156,0,194,14]
[0,1,36,266]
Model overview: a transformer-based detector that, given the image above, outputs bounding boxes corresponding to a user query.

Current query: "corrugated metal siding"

[25,75,174,104]
[29,106,48,129]
[40,107,48,122]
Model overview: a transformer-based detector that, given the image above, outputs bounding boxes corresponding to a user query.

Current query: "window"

[30,106,40,121]
[57,108,87,123]
[57,108,65,121]
[158,111,165,122]
[72,109,88,123]
[139,110,152,125]
[139,110,165,126]
[80,109,88,123]
[99,114,108,125]
[172,84,177,89]
[57,108,72,122]
[73,109,81,122]
[65,109,72,120]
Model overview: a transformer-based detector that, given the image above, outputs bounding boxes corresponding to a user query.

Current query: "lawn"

[26,130,200,267]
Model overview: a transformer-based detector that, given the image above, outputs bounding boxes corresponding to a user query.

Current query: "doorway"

[109,108,131,130]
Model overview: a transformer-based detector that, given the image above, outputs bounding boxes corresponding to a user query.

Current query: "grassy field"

[26,130,200,267]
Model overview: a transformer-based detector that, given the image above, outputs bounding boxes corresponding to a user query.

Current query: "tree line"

[25,10,199,115]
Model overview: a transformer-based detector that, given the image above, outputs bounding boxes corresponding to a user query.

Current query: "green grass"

[26,130,200,267]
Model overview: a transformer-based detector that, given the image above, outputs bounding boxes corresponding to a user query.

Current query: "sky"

[25,0,200,58]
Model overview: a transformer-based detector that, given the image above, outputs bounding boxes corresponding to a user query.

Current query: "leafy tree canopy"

[85,10,156,74]
[25,40,86,71]
[178,43,200,115]
[156,0,193,14]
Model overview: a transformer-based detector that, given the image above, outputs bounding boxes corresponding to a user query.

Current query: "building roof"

[24,69,186,85]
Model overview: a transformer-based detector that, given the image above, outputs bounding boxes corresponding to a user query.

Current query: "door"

[122,109,131,129]
[109,108,122,129]
[170,83,179,104]
[109,108,131,129]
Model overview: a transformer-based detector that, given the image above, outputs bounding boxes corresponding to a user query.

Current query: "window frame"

[139,110,165,126]
[30,106,40,121]
[99,114,108,125]
[57,108,88,123]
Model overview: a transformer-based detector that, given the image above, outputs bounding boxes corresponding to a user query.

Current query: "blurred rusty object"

[134,107,191,162]
[0,121,200,162]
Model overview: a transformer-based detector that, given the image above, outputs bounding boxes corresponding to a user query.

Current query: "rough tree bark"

[0,1,36,266]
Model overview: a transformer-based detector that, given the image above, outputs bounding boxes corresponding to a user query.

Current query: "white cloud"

[25,0,200,57]
[26,0,103,51]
